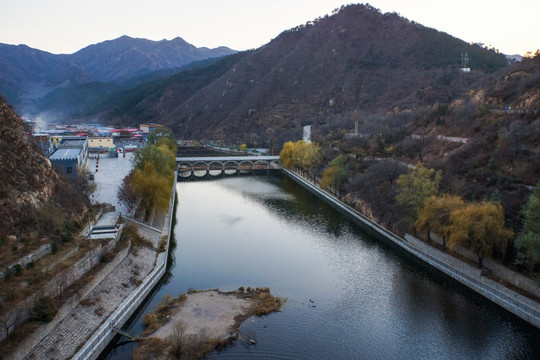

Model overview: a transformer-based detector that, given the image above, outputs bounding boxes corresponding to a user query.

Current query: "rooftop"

[59,138,87,148]
[50,147,82,161]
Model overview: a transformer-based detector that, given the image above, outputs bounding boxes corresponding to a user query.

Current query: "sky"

[1,0,539,56]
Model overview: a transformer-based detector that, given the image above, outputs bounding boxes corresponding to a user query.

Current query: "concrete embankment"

[72,179,177,360]
[12,175,177,360]
[282,169,540,329]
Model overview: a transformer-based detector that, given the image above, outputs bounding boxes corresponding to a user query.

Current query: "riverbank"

[282,168,540,329]
[133,288,283,360]
[9,173,177,360]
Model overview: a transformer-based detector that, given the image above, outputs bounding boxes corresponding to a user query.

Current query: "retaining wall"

[283,169,540,329]
[1,244,52,280]
[0,229,124,344]
[72,174,177,360]
[429,232,540,298]
[9,244,131,360]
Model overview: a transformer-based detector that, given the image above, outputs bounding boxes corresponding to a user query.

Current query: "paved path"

[20,167,176,360]
[87,153,133,215]
[27,245,157,359]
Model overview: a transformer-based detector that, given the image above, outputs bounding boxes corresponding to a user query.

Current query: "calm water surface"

[103,175,540,359]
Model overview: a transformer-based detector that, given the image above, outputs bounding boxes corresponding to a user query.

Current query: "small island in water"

[133,287,283,359]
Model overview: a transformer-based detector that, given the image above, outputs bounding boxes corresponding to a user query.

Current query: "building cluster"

[24,121,164,181]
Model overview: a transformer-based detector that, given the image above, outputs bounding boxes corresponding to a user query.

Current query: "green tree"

[447,202,514,268]
[320,155,347,194]
[396,164,442,223]
[515,181,540,271]
[132,146,175,181]
[146,128,176,148]
[131,162,172,221]
[413,194,464,248]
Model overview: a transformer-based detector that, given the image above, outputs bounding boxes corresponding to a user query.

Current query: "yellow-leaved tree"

[447,202,514,268]
[279,140,320,173]
[279,141,295,168]
[131,162,172,221]
[413,194,464,248]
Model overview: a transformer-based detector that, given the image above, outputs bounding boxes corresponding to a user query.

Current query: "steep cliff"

[0,97,86,239]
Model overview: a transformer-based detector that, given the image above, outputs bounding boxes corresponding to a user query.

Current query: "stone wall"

[72,176,177,360]
[1,244,52,280]
[429,232,540,298]
[0,229,123,343]
[7,244,130,360]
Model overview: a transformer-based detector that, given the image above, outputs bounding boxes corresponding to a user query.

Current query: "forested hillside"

[100,4,507,144]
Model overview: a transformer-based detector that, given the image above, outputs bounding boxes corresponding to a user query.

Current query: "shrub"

[3,266,13,280]
[13,264,23,275]
[34,296,58,323]
[143,313,158,329]
[51,240,58,254]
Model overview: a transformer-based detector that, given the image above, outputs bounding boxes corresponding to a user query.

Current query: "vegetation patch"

[134,288,283,360]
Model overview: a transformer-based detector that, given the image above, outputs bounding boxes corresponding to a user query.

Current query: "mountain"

[31,56,232,121]
[0,36,236,113]
[0,44,93,107]
[0,96,86,237]
[100,4,508,143]
[68,35,236,82]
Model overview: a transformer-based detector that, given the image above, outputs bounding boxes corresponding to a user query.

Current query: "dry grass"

[132,336,169,360]
[134,288,282,359]
[123,223,155,250]
[0,320,39,354]
[253,290,284,316]
[158,236,168,252]
[134,333,230,360]
[130,276,142,286]
[0,235,120,352]
[0,235,102,321]
[80,298,96,307]
[141,294,187,336]
[94,306,104,316]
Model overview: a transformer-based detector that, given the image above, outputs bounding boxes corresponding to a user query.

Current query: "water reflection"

[103,175,540,360]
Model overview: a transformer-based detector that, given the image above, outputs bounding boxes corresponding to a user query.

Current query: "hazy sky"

[2,0,538,56]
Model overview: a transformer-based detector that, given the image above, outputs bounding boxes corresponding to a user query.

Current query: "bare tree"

[168,321,188,358]
[403,134,433,163]
[0,302,22,340]
[369,160,406,185]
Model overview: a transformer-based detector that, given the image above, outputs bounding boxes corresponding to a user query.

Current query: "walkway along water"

[282,168,540,329]
[10,173,177,360]
[72,173,177,360]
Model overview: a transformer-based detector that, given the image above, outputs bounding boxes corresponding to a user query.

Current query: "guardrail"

[72,259,167,360]
[283,168,540,328]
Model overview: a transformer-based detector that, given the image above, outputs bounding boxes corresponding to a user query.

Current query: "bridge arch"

[223,161,239,170]
[254,160,270,170]
[178,162,193,172]
[239,160,255,170]
[208,161,225,171]
[176,155,281,178]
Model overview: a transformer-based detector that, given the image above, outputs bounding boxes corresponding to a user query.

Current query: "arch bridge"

[177,155,281,178]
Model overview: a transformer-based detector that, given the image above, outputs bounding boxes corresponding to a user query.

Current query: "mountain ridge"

[0,36,236,111]
[99,4,508,143]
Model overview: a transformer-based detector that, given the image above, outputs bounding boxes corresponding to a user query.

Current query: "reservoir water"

[103,175,540,359]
